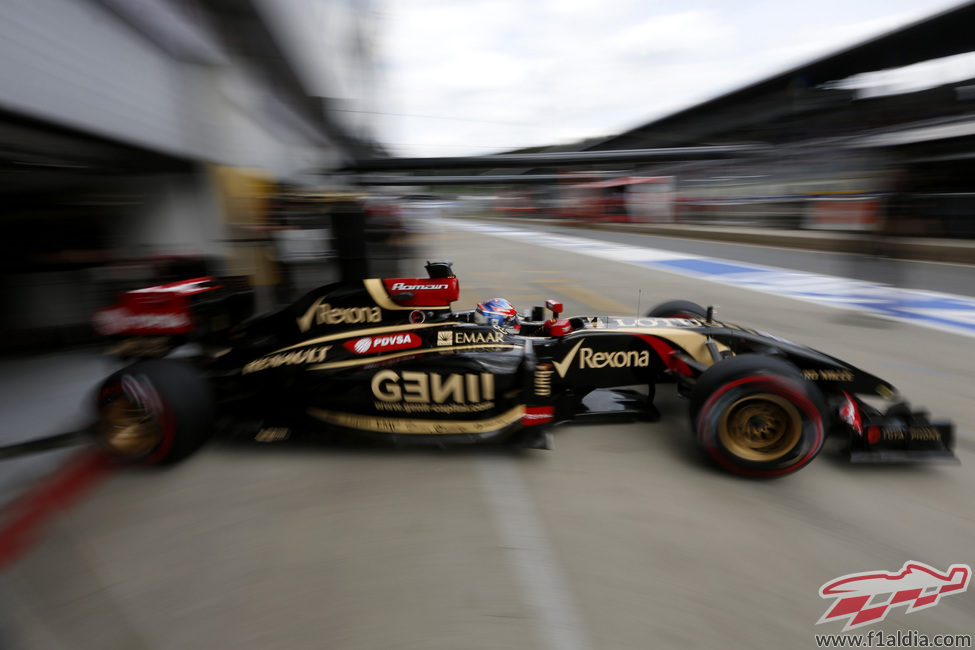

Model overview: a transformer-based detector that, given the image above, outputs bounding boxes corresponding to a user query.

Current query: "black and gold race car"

[90,261,956,477]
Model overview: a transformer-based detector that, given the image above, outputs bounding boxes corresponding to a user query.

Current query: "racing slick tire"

[93,359,214,465]
[647,300,707,319]
[688,354,826,478]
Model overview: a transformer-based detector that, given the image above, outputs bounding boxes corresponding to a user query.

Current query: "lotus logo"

[818,561,971,631]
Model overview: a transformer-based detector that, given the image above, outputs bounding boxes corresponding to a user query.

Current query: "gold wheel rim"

[97,393,163,457]
[718,393,802,462]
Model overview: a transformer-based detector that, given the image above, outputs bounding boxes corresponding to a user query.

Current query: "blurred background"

[1,0,974,354]
[3,3,975,649]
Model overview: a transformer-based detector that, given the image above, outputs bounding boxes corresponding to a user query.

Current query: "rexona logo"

[390,282,449,291]
[297,298,381,332]
[817,561,971,632]
[552,339,650,378]
[344,333,421,355]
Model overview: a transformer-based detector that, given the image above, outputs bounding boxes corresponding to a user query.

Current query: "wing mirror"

[545,300,563,318]
[425,260,454,278]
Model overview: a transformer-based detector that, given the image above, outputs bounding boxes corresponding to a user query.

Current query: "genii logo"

[817,561,971,631]
[344,332,422,355]
[372,370,494,404]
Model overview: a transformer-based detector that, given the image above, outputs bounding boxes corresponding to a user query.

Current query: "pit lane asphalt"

[2,220,973,650]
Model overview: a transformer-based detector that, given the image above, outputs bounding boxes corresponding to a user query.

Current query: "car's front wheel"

[689,355,826,477]
[94,359,214,464]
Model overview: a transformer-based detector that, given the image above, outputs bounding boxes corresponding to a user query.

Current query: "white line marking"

[477,456,592,650]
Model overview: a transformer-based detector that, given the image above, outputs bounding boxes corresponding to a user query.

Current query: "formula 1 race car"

[88,261,956,477]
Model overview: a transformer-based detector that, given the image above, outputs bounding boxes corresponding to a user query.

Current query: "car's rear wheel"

[94,359,214,464]
[689,354,825,477]
[647,300,707,319]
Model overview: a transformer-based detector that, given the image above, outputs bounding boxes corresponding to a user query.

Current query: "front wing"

[847,405,957,464]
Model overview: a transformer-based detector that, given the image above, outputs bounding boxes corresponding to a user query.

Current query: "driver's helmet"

[474,298,520,332]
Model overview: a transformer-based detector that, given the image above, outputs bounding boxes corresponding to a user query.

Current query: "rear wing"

[92,276,253,337]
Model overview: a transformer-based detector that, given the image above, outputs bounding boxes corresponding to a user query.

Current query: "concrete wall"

[0,0,365,343]
[0,0,346,178]
[113,171,225,259]
[0,0,194,157]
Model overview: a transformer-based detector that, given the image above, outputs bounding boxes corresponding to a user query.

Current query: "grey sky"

[376,0,965,156]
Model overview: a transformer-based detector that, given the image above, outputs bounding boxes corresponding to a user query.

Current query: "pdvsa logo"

[344,333,421,355]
